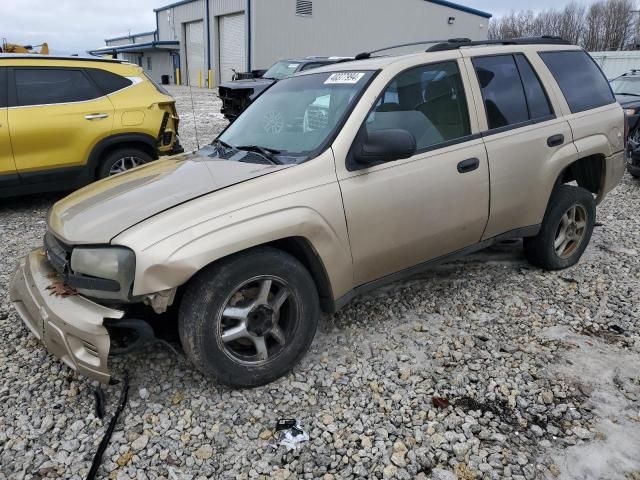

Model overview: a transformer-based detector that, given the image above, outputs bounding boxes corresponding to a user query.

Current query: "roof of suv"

[297,41,582,75]
[0,53,127,63]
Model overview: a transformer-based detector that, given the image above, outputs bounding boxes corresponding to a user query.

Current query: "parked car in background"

[611,70,640,178]
[11,37,625,388]
[0,54,182,197]
[218,56,350,121]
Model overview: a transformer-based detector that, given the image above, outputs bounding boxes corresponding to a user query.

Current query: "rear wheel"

[524,185,596,270]
[179,247,320,388]
[98,148,153,178]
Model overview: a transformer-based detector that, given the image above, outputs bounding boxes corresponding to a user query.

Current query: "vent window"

[296,0,312,16]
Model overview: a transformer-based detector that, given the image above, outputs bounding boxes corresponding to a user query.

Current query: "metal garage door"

[219,13,246,83]
[185,21,205,86]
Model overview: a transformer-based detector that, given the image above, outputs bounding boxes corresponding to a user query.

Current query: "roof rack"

[426,36,570,52]
[354,39,470,60]
[0,53,127,63]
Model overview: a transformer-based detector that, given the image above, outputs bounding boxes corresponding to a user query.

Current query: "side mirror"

[353,128,417,167]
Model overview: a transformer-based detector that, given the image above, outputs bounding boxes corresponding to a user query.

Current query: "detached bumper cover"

[9,249,124,384]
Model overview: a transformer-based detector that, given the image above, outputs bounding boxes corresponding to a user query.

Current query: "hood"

[219,78,275,91]
[48,151,290,244]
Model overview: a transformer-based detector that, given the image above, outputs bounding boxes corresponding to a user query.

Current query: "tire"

[98,147,153,179]
[523,185,596,270]
[178,247,320,388]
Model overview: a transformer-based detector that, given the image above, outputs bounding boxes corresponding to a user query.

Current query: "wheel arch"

[88,133,158,179]
[171,237,337,314]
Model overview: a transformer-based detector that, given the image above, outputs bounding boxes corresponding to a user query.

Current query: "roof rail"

[426,36,571,52]
[354,39,470,60]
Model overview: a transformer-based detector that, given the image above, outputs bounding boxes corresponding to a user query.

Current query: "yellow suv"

[0,55,182,197]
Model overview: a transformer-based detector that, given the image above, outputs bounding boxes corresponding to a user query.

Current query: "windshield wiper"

[234,145,283,164]
[617,92,640,97]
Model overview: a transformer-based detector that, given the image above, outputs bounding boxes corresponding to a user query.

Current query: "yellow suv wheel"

[98,148,153,178]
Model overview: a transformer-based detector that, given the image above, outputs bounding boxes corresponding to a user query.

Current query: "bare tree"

[488,0,638,51]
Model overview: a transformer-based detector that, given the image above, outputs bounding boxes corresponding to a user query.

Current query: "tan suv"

[11,37,626,388]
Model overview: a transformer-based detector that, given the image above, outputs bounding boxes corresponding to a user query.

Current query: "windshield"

[611,77,640,96]
[263,61,303,80]
[218,71,375,163]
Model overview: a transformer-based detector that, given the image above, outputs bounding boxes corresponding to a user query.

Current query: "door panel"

[0,67,18,182]
[8,67,114,176]
[465,53,578,239]
[337,60,489,286]
[340,141,490,285]
[481,119,576,239]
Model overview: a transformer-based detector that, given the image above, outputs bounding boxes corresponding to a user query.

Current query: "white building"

[90,0,492,86]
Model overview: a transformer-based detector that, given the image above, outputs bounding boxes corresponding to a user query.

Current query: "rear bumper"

[9,249,124,384]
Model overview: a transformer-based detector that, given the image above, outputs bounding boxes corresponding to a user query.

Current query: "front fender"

[131,205,351,297]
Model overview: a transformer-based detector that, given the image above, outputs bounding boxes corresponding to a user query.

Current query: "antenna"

[188,83,200,150]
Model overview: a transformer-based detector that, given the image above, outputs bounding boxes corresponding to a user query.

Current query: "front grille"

[218,87,251,117]
[44,232,71,275]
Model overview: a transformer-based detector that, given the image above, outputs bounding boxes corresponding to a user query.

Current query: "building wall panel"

[251,0,489,69]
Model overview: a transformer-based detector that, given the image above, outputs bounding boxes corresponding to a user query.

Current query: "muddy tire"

[178,247,320,388]
[524,185,596,270]
[98,148,153,178]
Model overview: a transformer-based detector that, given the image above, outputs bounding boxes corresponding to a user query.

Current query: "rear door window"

[14,68,101,107]
[472,55,529,130]
[514,54,553,120]
[539,50,615,113]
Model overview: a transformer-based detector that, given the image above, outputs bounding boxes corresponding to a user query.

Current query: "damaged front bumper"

[9,249,124,384]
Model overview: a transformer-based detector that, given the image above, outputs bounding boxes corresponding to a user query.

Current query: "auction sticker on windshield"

[324,72,365,84]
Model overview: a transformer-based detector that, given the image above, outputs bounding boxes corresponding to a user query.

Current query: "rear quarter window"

[85,68,132,94]
[539,50,615,113]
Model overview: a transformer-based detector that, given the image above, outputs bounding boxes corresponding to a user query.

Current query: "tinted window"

[86,68,132,94]
[15,68,101,106]
[0,68,7,108]
[473,55,529,129]
[515,54,553,119]
[365,61,471,150]
[540,50,615,113]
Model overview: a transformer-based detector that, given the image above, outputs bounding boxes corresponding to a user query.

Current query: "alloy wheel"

[554,204,588,259]
[216,276,296,365]
[108,156,147,176]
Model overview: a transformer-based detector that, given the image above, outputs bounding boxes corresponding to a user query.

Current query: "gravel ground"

[1,86,639,480]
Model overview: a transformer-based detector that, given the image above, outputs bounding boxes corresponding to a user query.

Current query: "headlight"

[624,108,636,116]
[69,247,135,301]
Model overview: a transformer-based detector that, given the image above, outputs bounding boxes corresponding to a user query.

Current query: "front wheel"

[178,247,320,388]
[523,185,596,270]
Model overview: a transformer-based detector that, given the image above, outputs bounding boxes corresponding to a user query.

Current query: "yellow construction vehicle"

[1,40,49,54]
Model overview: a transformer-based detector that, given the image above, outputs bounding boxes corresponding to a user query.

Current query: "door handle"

[547,134,564,147]
[457,158,480,174]
[85,113,109,120]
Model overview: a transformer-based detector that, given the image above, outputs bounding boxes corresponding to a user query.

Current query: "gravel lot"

[1,86,639,480]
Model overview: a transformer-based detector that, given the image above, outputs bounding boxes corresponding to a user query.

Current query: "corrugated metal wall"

[251,0,489,69]
[590,51,640,80]
[157,0,207,84]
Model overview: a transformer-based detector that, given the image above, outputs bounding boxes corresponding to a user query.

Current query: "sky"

[0,0,603,55]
